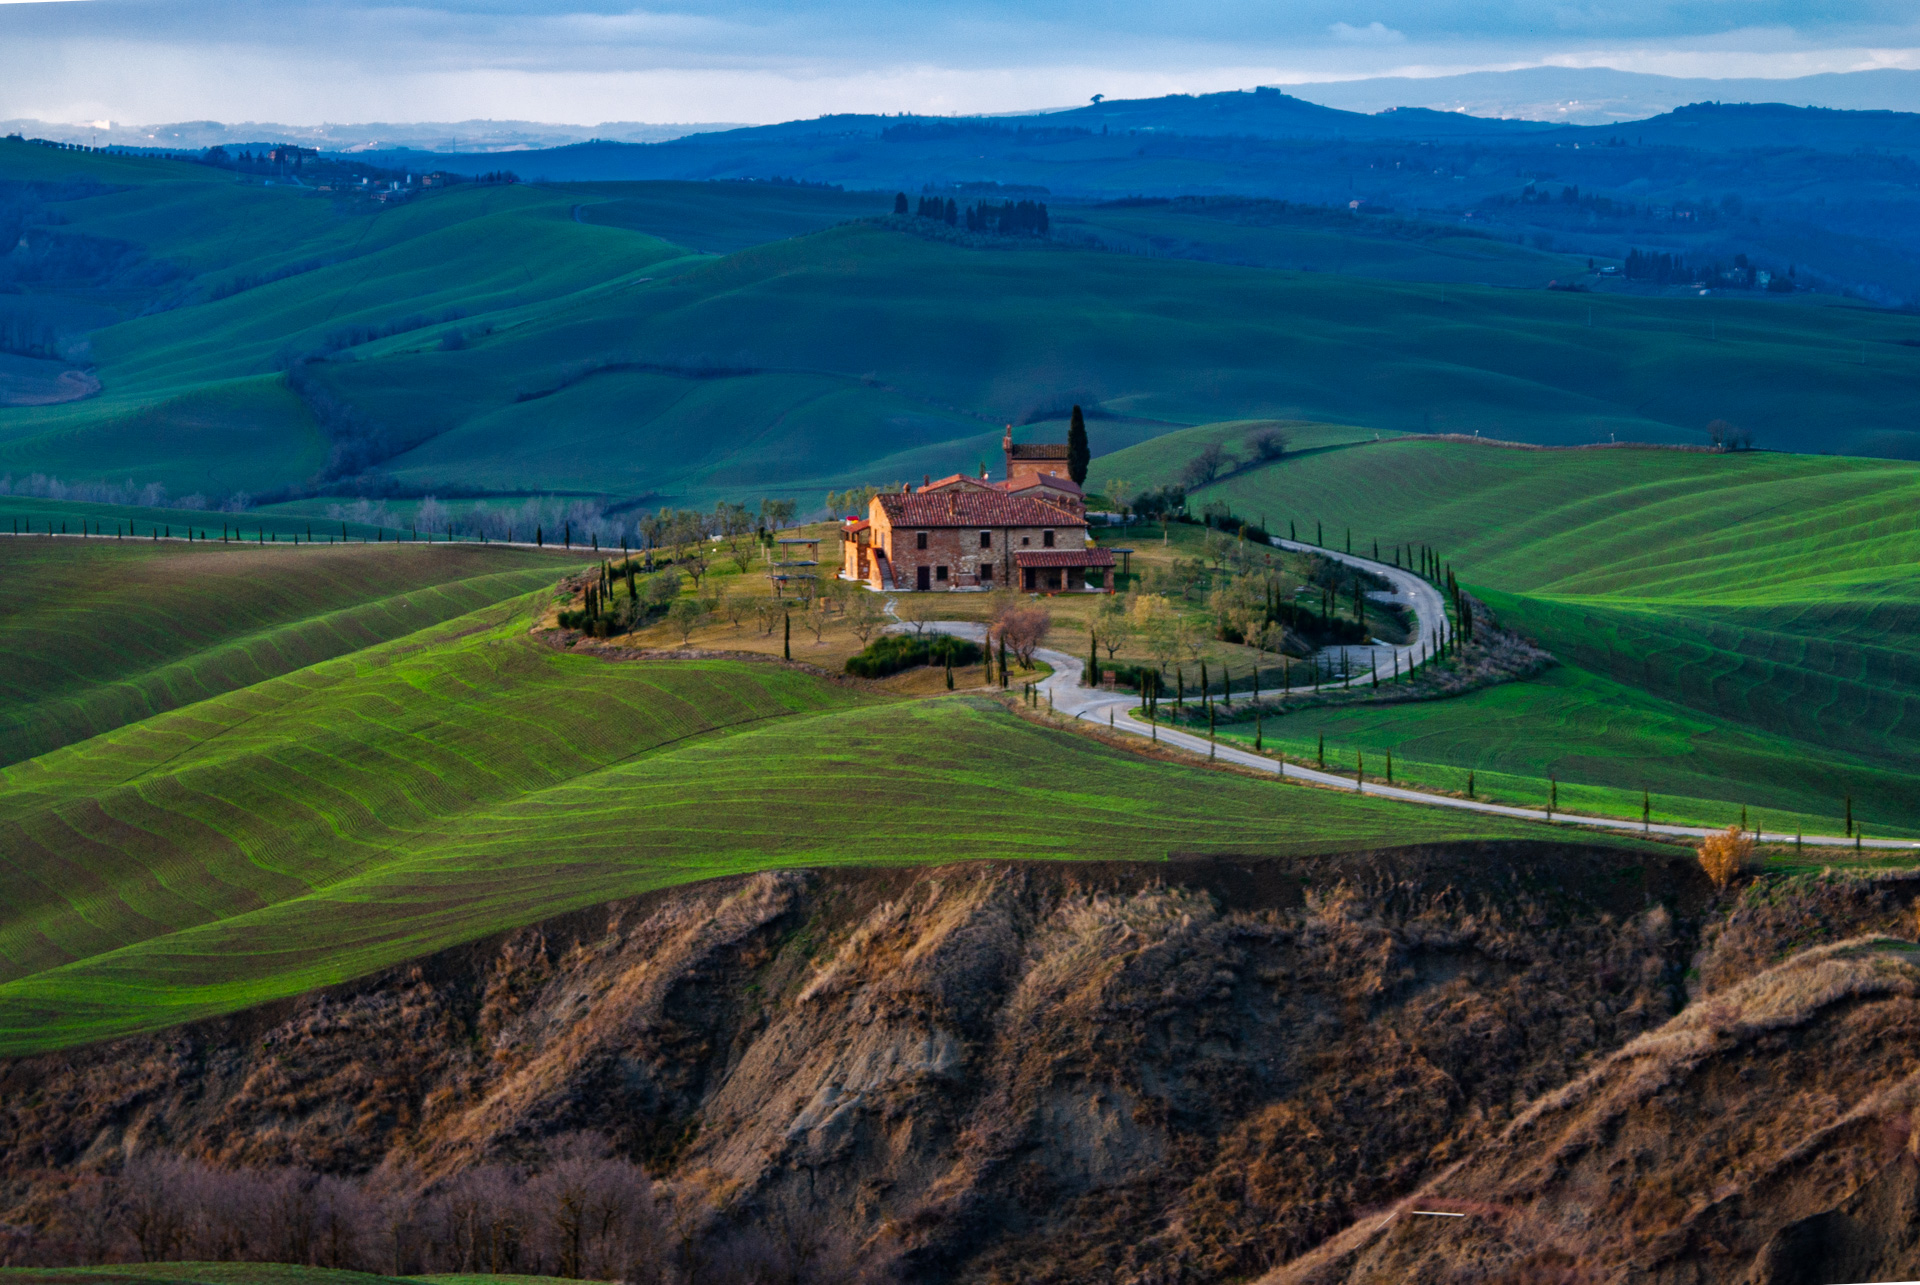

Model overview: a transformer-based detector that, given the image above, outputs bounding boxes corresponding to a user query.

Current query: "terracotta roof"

[841,518,870,532]
[918,473,995,493]
[1008,442,1070,460]
[998,473,1084,497]
[1014,549,1116,568]
[875,490,1087,529]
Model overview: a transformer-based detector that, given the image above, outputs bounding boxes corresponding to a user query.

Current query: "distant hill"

[1284,65,1920,124]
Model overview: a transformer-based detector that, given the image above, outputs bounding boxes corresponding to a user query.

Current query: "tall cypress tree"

[1067,405,1090,485]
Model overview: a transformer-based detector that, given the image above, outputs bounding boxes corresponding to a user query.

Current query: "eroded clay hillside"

[4,846,1918,1283]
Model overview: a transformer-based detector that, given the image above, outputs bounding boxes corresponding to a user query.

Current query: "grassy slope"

[1154,435,1920,832]
[0,539,574,764]
[1059,203,1595,286]
[0,540,1564,1054]
[6,143,1920,513]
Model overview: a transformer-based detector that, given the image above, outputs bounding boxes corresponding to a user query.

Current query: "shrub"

[1698,824,1755,891]
[844,633,981,678]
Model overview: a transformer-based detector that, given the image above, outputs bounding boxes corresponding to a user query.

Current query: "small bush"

[844,633,981,678]
[1698,824,1755,891]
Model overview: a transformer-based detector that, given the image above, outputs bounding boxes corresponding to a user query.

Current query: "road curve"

[907,617,1916,852]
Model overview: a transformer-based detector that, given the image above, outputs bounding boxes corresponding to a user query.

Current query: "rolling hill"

[0,537,1557,1055]
[4,141,1920,530]
[1098,428,1920,835]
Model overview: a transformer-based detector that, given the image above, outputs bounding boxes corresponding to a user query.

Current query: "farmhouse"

[838,425,1109,591]
[841,485,1113,592]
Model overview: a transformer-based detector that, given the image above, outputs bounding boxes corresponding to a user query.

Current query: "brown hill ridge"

[1265,923,1920,1283]
[4,848,1920,1283]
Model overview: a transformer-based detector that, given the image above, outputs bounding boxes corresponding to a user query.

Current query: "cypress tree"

[1208,704,1216,758]
[1467,770,1476,798]
[1089,629,1099,687]
[1346,528,1351,553]
[1290,520,1296,541]
[1317,733,1325,768]
[1176,667,1184,707]
[1199,661,1209,709]
[1845,795,1853,836]
[1386,748,1393,783]
[999,637,1009,687]
[1643,788,1651,831]
[1549,776,1558,820]
[536,526,542,547]
[1067,405,1090,485]
[946,651,954,690]
[1740,804,1748,833]
[1316,520,1322,545]
[783,612,791,660]
[1356,751,1363,789]
[1373,539,1379,560]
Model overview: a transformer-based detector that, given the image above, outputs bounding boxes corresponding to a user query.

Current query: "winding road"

[903,537,1917,852]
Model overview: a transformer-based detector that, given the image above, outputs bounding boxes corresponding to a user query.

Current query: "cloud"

[1330,21,1406,45]
[1,0,1919,125]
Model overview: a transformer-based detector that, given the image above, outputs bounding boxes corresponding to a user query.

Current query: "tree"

[759,498,798,530]
[893,192,909,214]
[1180,443,1227,489]
[667,598,708,644]
[894,592,937,634]
[843,592,886,644]
[802,594,833,643]
[1105,476,1134,520]
[1249,428,1289,461]
[1697,824,1754,890]
[993,605,1051,666]
[1067,404,1090,485]
[1091,596,1133,659]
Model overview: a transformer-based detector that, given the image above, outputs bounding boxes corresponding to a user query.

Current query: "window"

[936,565,948,581]
[979,531,991,548]
[1043,530,1055,548]
[1021,536,1030,547]
[916,531,928,550]
[980,564,994,582]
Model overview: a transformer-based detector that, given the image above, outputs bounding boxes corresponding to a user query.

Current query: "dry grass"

[1697,824,1756,891]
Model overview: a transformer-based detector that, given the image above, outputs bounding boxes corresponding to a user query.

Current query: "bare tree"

[668,598,709,644]
[993,605,1051,665]
[1249,428,1289,461]
[893,593,938,635]
[1180,443,1227,489]
[1091,597,1133,659]
[844,592,886,645]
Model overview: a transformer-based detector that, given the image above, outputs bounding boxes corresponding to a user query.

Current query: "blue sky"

[2,0,1918,125]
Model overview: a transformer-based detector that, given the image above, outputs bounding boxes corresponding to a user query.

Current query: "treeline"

[965,200,1049,237]
[0,1148,890,1283]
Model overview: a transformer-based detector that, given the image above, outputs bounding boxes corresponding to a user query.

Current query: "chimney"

[924,473,931,489]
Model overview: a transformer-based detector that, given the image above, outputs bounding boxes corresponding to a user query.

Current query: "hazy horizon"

[3,0,1918,129]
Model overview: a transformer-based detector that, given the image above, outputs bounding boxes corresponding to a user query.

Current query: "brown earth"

[1262,871,1920,1285]
[3,851,1918,1283]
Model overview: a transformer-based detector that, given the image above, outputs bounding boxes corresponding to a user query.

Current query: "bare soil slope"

[1264,874,1920,1285]
[6,850,1918,1283]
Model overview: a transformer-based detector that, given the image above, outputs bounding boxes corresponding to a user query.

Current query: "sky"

[2,0,1919,127]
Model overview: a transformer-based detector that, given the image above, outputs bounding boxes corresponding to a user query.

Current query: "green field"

[1109,433,1920,834]
[0,537,573,764]
[0,539,1571,1055]
[4,141,1919,523]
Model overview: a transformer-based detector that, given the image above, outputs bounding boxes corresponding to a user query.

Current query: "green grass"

[5,141,1920,517]
[1059,202,1595,286]
[0,539,1580,1054]
[0,537,575,764]
[1140,435,1920,833]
